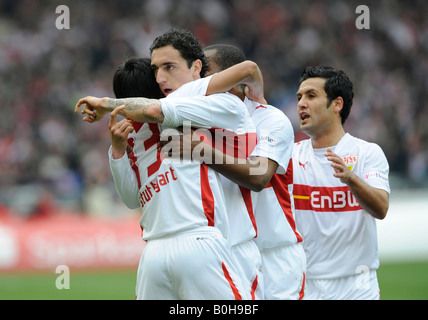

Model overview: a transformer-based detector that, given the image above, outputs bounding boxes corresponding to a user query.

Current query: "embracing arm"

[209,154,278,192]
[206,60,266,104]
[160,130,277,191]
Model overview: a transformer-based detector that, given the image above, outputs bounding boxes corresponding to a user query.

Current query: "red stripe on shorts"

[299,272,306,300]
[250,275,259,300]
[222,262,242,300]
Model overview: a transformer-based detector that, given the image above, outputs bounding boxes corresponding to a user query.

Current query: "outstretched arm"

[75,61,264,123]
[75,96,163,123]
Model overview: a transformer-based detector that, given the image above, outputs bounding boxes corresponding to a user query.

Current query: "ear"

[333,97,344,114]
[191,59,202,79]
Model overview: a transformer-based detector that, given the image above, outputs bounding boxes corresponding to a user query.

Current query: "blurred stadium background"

[0,0,427,300]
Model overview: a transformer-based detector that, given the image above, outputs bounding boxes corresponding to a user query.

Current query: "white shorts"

[231,239,264,300]
[260,242,307,300]
[304,270,380,300]
[136,226,249,300]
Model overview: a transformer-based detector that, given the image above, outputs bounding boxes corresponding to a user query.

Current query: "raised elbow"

[376,192,390,220]
[246,175,269,192]
[243,61,258,77]
[249,183,265,192]
[376,204,389,220]
[369,200,389,220]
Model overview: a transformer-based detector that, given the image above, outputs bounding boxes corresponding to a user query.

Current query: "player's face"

[296,77,337,138]
[151,45,202,96]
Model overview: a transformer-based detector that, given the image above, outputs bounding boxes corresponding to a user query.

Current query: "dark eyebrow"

[151,62,178,73]
[296,88,319,96]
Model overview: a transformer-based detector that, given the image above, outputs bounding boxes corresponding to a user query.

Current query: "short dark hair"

[113,57,163,99]
[299,66,354,124]
[150,28,209,78]
[203,44,246,71]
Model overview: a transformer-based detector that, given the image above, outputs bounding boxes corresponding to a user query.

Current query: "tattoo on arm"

[107,98,164,122]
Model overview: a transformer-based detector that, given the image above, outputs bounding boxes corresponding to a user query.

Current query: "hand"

[325,147,353,184]
[109,105,134,159]
[75,96,110,122]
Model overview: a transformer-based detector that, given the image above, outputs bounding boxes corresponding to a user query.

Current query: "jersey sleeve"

[160,93,245,130]
[167,75,213,98]
[108,146,140,209]
[361,143,391,194]
[251,110,294,174]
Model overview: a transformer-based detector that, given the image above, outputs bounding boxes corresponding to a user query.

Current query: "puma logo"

[299,161,309,170]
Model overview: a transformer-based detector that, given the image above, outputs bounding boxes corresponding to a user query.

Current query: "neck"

[310,127,346,149]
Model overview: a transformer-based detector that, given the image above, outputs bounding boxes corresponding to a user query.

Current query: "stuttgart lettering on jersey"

[139,166,177,208]
[293,184,362,212]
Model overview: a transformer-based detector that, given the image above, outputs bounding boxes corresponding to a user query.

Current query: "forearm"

[111,146,126,159]
[107,98,164,123]
[210,161,258,191]
[204,146,273,191]
[346,173,389,219]
[108,147,140,209]
[206,60,265,103]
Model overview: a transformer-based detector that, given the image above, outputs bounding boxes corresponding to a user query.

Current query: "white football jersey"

[218,169,257,247]
[244,98,303,250]
[109,76,257,241]
[292,133,390,279]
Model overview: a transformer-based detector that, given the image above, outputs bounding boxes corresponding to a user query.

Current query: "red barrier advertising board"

[0,212,144,272]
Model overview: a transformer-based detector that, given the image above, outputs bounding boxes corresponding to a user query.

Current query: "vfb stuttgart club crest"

[342,154,358,171]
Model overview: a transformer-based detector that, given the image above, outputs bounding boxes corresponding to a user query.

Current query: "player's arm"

[108,106,140,209]
[109,105,134,159]
[75,96,164,123]
[160,130,277,192]
[206,109,292,191]
[209,153,278,192]
[74,61,264,123]
[109,147,141,209]
[325,148,389,219]
[206,60,266,104]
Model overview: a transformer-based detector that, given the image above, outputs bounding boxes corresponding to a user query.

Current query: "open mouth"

[163,88,173,95]
[300,113,310,122]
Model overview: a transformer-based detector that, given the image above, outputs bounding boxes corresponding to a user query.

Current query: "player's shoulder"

[252,101,290,122]
[346,134,384,153]
[294,138,311,148]
[292,138,311,158]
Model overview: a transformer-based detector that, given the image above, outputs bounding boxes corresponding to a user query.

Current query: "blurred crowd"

[0,0,427,217]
